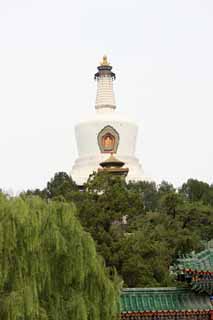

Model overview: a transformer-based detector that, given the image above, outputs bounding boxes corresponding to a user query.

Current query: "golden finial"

[100,55,110,66]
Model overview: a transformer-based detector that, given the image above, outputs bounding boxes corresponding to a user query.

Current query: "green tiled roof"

[120,288,213,313]
[177,249,213,272]
[191,280,213,294]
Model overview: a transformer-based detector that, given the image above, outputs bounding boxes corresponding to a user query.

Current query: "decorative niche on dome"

[97,126,119,153]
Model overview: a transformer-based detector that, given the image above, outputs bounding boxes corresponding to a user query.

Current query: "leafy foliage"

[0,194,119,320]
[179,178,213,205]
[22,172,213,288]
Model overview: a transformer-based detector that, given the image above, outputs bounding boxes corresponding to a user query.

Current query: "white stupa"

[71,56,145,185]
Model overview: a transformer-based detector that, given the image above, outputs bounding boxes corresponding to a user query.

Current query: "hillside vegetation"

[22,172,213,288]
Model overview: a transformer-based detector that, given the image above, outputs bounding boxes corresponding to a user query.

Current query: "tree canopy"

[21,172,213,288]
[0,193,119,320]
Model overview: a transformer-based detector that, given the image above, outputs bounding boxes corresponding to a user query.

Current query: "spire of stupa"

[94,55,116,112]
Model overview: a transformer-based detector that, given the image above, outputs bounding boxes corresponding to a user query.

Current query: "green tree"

[160,192,184,219]
[176,202,213,240]
[117,230,173,287]
[180,178,212,204]
[0,193,119,320]
[22,172,80,203]
[127,181,159,212]
[158,181,175,194]
[45,172,78,200]
[77,172,144,266]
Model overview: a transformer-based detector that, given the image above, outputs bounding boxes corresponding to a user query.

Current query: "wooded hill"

[21,173,213,288]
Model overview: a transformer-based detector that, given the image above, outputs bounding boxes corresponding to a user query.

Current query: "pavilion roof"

[177,248,213,273]
[99,154,125,168]
[120,288,213,313]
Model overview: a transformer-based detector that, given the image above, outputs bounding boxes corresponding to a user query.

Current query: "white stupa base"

[71,154,145,185]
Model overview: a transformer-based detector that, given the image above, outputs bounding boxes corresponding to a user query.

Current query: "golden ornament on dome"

[100,55,110,66]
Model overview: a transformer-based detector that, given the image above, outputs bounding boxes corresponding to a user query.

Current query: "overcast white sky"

[0,0,213,192]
